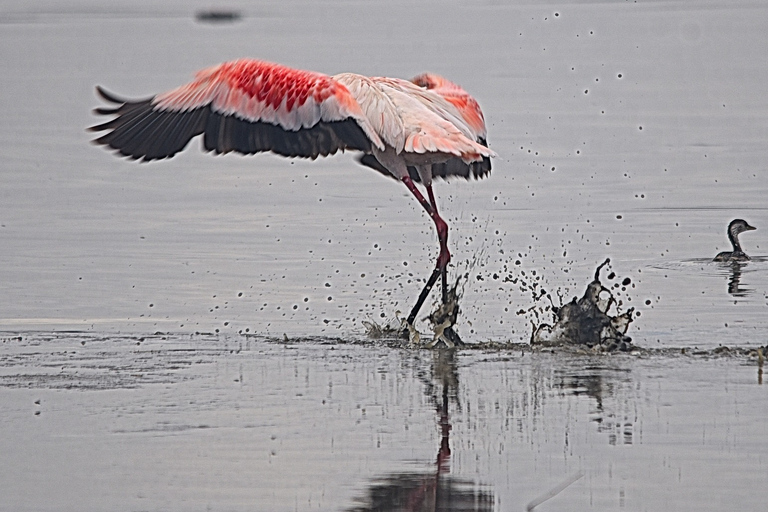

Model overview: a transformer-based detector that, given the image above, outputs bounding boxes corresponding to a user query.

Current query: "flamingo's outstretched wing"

[89,59,384,162]
[410,73,492,181]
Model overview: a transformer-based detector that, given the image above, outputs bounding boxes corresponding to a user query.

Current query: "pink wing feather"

[406,72,493,181]
[411,72,487,140]
[345,75,492,162]
[89,59,382,161]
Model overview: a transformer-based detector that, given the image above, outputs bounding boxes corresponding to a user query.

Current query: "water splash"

[424,281,463,348]
[362,280,464,348]
[530,258,636,351]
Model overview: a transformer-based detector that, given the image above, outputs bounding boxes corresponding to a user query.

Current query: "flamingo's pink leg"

[401,176,451,324]
[426,184,449,303]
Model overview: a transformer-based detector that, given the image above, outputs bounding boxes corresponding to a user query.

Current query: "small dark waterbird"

[713,219,756,262]
[88,59,495,331]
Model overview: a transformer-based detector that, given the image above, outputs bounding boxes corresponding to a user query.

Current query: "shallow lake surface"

[1,334,766,511]
[1,0,767,510]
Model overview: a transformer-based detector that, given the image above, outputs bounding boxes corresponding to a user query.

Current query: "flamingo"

[89,58,495,335]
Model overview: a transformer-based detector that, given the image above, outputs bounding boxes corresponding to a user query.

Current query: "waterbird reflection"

[555,365,635,445]
[722,260,754,297]
[347,349,494,512]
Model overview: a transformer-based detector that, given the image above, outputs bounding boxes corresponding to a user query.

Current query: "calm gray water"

[1,334,765,511]
[1,0,767,510]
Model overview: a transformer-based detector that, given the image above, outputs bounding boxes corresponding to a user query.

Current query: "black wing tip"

[94,85,126,104]
[90,86,124,131]
[93,105,121,116]
[88,119,115,132]
[90,85,155,115]
[90,140,173,163]
[90,86,118,132]
[471,139,492,180]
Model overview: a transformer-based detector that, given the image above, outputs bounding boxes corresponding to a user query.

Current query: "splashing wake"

[531,259,635,352]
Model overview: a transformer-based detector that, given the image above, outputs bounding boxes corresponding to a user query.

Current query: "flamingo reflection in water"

[346,349,494,512]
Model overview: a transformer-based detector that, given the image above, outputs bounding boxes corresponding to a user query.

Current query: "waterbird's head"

[729,218,756,237]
